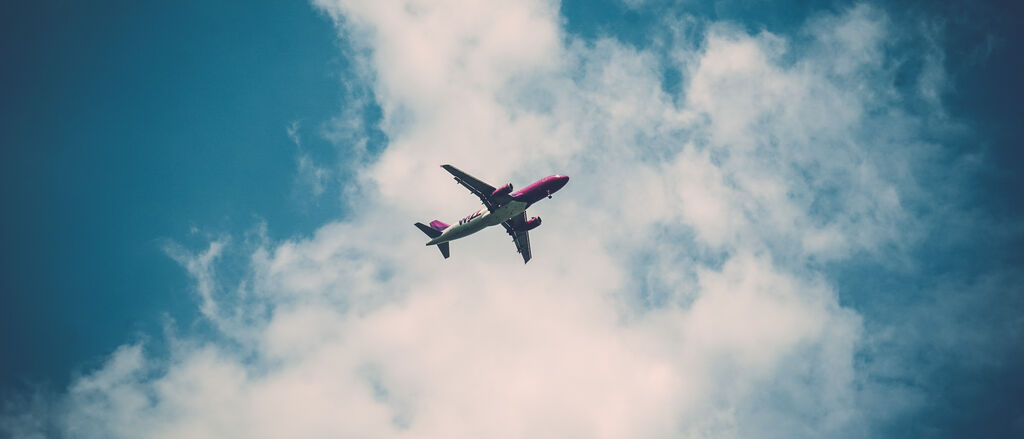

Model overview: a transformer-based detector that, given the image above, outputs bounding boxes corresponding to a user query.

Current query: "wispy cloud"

[287,121,332,200]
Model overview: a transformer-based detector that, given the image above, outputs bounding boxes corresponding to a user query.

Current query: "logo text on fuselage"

[459,210,483,225]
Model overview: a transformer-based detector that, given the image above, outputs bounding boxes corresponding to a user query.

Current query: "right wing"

[502,212,533,264]
[441,164,498,211]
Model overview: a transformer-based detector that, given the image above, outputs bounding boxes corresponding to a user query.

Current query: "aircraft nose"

[552,175,569,190]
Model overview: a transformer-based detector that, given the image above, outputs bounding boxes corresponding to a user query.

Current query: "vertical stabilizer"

[429,220,449,231]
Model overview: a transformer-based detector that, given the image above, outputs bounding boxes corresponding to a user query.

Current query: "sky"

[1,0,1022,438]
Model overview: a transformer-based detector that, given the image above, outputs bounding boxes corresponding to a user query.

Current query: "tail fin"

[429,220,449,232]
[415,222,443,239]
[415,223,451,259]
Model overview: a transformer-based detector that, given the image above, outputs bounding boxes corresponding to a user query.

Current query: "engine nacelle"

[492,183,513,197]
[519,216,542,231]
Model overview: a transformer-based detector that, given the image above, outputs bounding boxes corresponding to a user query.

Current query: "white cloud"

[4,2,958,438]
[288,121,333,199]
[163,240,228,326]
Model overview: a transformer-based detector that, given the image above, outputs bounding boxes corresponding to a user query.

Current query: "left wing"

[502,212,533,264]
[441,164,498,211]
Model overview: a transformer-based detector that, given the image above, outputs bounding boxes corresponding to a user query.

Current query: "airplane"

[414,164,570,263]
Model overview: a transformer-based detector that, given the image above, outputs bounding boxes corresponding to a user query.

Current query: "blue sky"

[1,0,346,391]
[1,0,1022,437]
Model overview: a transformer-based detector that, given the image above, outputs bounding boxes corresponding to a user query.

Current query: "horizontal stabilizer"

[415,222,443,239]
[438,242,450,259]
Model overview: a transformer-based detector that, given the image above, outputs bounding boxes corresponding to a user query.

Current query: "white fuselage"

[428,200,528,245]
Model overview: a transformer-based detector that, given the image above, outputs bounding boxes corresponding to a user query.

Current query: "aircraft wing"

[441,164,498,211]
[502,212,533,264]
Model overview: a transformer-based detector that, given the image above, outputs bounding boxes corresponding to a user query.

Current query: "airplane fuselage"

[427,200,529,245]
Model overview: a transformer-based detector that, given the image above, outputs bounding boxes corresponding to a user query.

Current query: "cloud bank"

[6,1,1016,438]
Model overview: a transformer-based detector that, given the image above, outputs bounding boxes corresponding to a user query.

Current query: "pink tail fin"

[429,220,449,231]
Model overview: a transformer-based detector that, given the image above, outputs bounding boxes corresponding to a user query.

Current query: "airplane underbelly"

[488,201,528,224]
[439,217,487,242]
[433,201,528,244]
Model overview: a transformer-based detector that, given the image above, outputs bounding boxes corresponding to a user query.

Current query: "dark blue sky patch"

[0,0,346,395]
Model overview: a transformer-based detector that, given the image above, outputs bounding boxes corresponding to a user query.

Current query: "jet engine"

[518,216,542,231]
[492,183,513,197]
